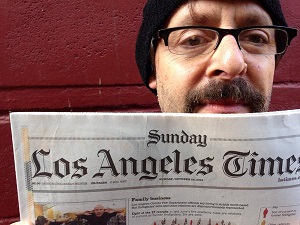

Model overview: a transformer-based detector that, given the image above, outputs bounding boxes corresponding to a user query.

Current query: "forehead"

[167,0,273,27]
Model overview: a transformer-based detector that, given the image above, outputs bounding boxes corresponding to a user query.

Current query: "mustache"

[184,78,268,113]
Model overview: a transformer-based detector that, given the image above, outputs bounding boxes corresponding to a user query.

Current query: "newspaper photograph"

[10,111,300,225]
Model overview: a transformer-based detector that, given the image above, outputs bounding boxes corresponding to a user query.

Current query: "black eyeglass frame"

[153,25,298,55]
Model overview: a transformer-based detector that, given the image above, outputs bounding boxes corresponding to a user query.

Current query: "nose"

[206,35,247,80]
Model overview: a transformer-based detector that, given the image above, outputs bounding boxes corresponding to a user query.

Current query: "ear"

[148,75,157,89]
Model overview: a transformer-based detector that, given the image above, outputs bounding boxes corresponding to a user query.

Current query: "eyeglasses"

[153,25,298,56]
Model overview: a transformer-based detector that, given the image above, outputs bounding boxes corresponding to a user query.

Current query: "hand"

[83,210,93,215]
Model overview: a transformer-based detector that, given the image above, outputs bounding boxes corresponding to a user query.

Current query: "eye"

[175,29,216,48]
[183,35,207,47]
[240,29,269,45]
[245,34,267,44]
[167,28,218,55]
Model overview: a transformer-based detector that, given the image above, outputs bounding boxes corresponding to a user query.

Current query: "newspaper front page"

[10,111,300,225]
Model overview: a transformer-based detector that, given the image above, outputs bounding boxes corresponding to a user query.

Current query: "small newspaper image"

[10,111,300,225]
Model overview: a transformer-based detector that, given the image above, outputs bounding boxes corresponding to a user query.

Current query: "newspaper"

[10,111,300,225]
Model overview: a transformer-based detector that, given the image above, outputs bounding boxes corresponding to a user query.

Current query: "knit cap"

[135,0,288,93]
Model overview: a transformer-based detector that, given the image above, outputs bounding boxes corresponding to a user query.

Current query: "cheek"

[156,53,206,90]
[248,56,275,94]
[155,55,187,87]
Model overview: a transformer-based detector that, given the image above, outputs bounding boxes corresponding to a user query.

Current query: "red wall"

[0,1,299,224]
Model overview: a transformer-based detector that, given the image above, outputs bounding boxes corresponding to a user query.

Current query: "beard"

[184,78,270,113]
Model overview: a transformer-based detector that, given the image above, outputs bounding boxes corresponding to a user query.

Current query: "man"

[74,204,125,225]
[136,0,297,113]
[11,1,298,225]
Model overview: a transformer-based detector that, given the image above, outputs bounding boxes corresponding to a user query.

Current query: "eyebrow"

[173,9,272,27]
[236,13,273,27]
[185,10,221,26]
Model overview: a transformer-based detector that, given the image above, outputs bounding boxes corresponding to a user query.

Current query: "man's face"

[149,0,276,113]
[94,205,105,217]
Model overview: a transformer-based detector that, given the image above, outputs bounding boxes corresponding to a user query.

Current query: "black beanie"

[135,0,288,93]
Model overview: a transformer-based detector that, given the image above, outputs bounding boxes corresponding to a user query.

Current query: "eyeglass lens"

[167,28,288,55]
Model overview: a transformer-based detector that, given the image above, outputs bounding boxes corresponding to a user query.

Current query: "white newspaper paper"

[10,111,300,225]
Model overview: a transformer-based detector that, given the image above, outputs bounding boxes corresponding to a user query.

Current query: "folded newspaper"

[10,111,300,225]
